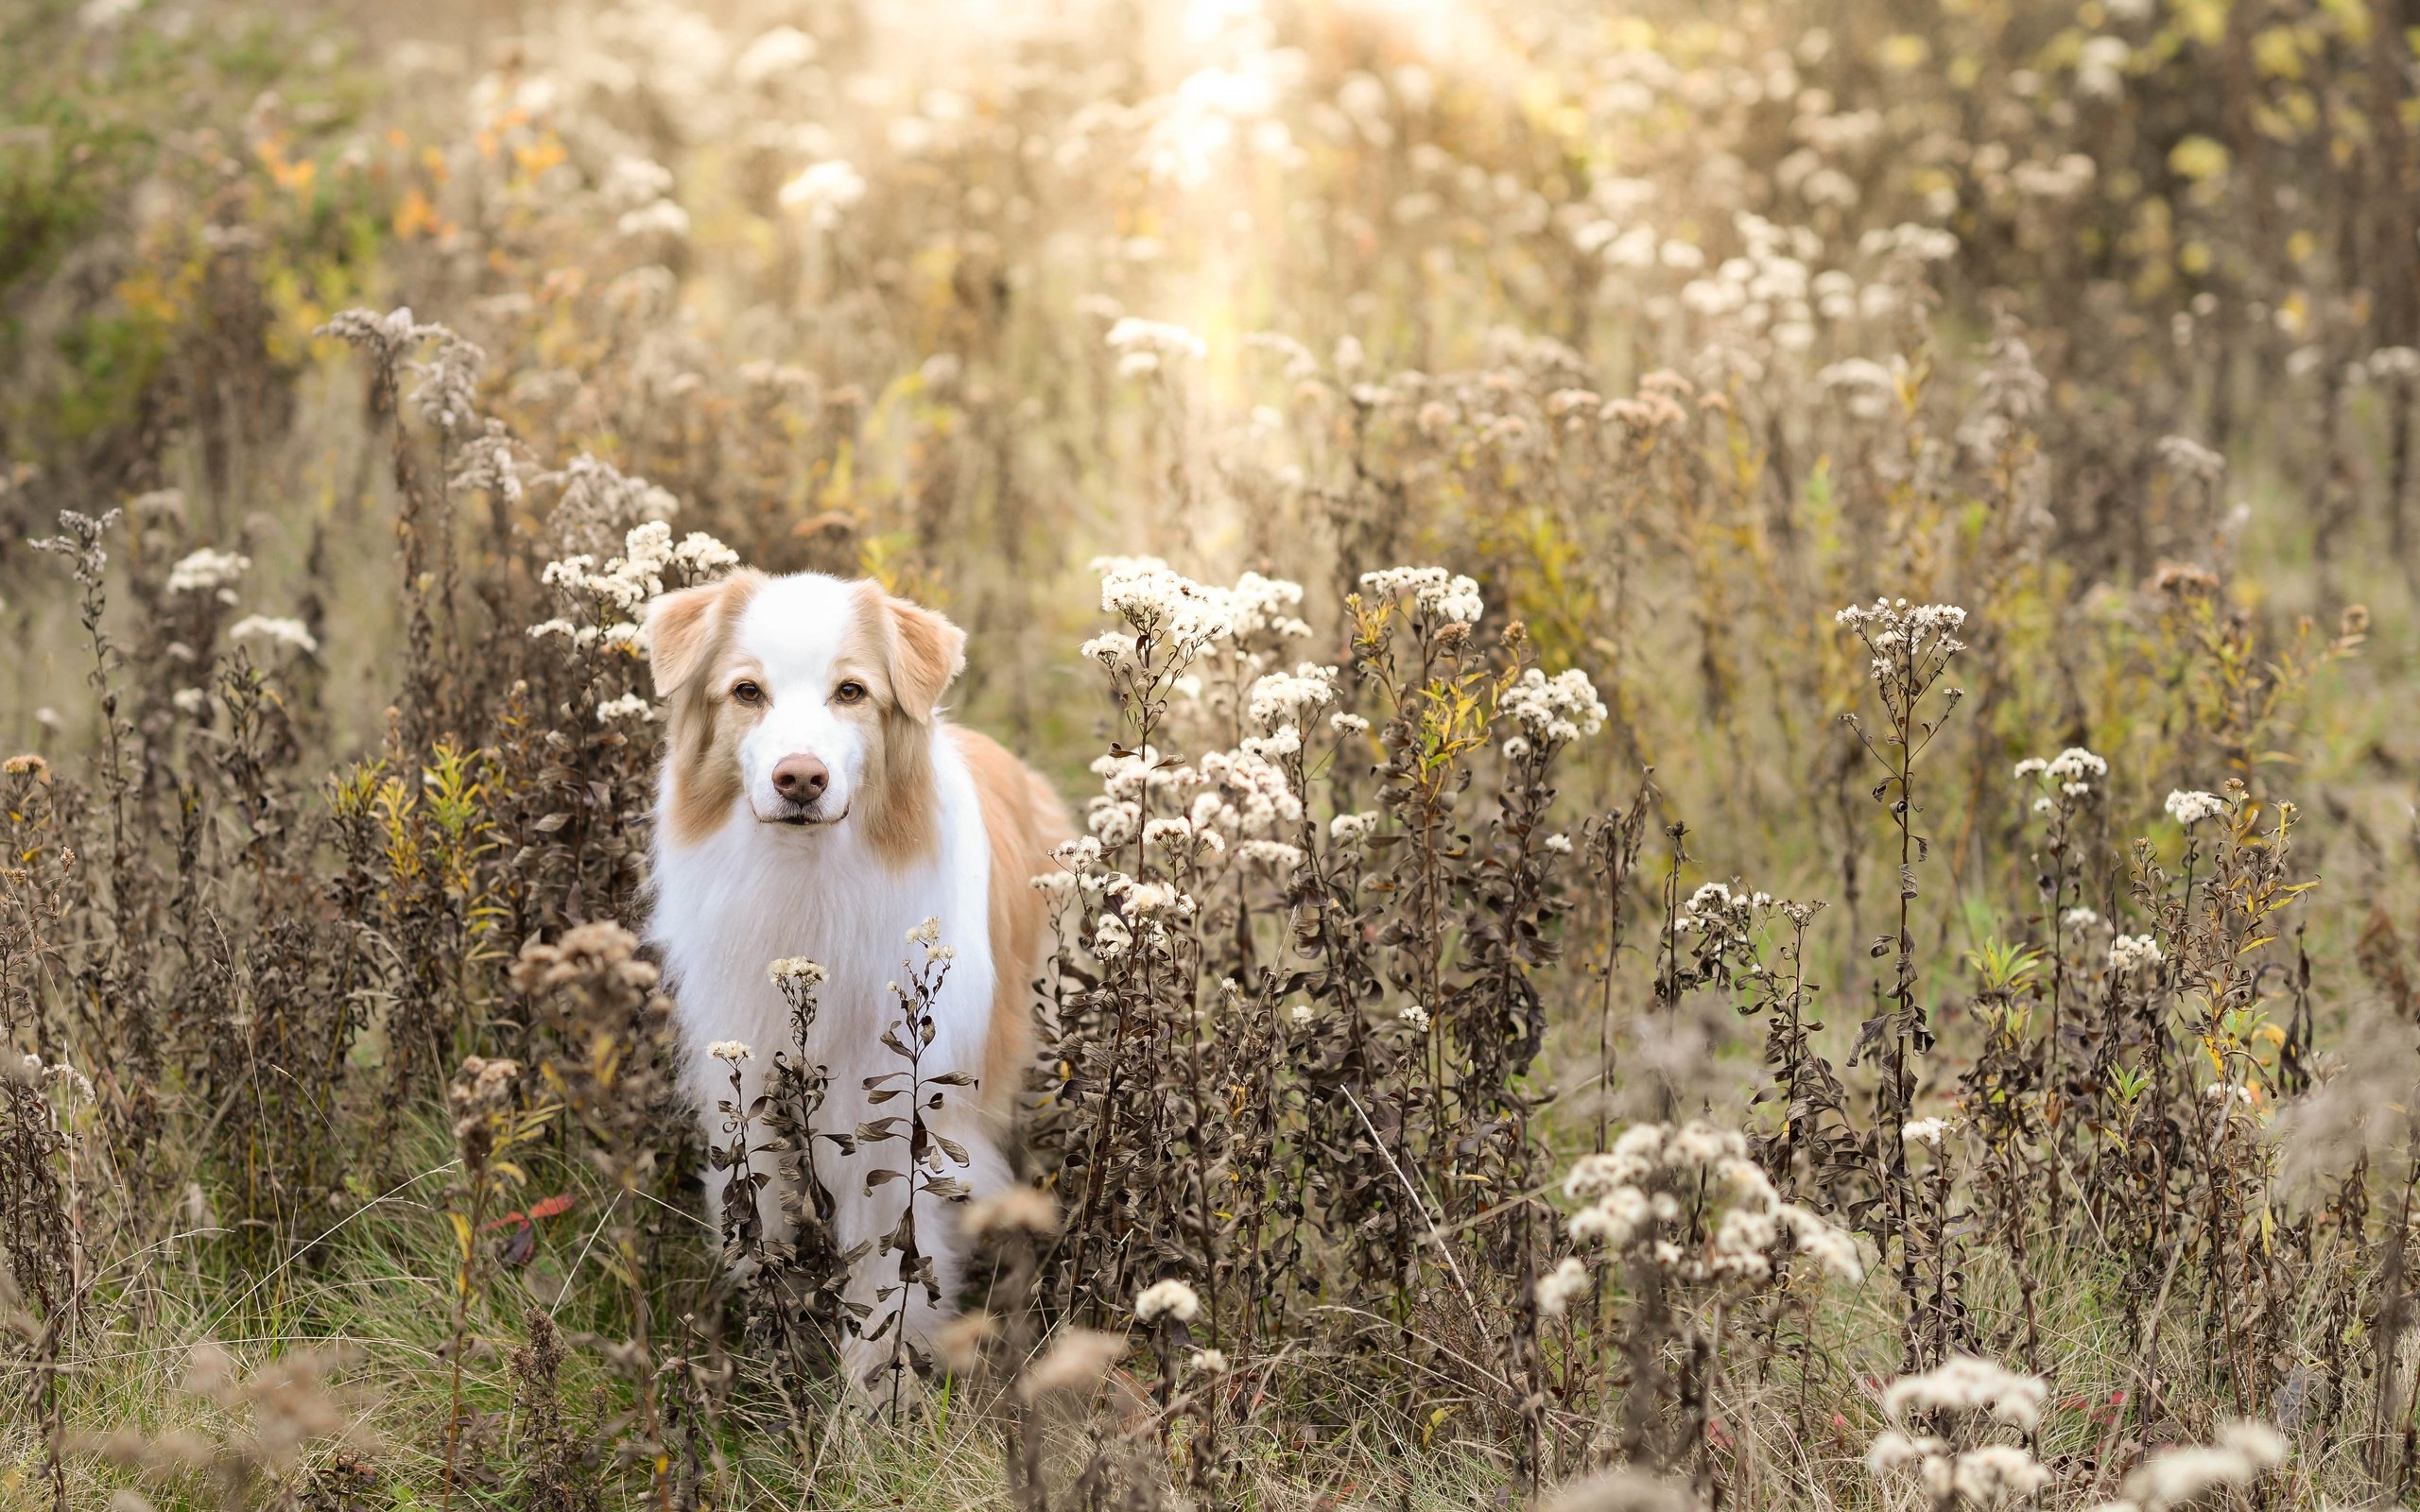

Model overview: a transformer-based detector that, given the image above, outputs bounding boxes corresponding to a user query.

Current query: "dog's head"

[647,571,965,858]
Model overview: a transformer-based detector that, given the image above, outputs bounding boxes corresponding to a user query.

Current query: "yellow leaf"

[2169,135,2231,182]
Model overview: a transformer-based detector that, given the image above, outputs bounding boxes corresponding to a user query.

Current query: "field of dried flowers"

[4,0,2419,1506]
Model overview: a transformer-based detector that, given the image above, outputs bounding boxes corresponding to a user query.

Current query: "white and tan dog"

[642,569,1065,1381]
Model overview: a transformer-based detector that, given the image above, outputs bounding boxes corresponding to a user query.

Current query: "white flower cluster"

[1228,572,1312,640]
[1674,213,1834,352]
[596,693,653,723]
[778,159,867,229]
[167,547,251,596]
[1901,1117,1948,1146]
[1867,1357,2051,1509]
[1835,597,1968,671]
[2110,933,2164,976]
[1106,318,1207,375]
[1329,811,1380,845]
[1859,222,1961,263]
[1820,355,1904,420]
[2106,1419,2288,1512]
[1677,881,1771,942]
[1247,663,1337,727]
[1558,1122,1863,1287]
[767,957,826,987]
[1082,560,1313,683]
[541,520,735,620]
[2154,434,2226,484]
[1134,1277,1201,1324]
[1535,1255,1592,1318]
[1095,557,1237,655]
[1867,1435,2048,1507]
[228,614,319,655]
[2164,788,2226,827]
[1499,667,1607,744]
[2014,746,2109,812]
[1359,565,1484,625]
[708,1040,752,1063]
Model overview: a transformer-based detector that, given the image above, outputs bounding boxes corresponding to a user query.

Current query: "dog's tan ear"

[885,594,966,721]
[648,575,749,696]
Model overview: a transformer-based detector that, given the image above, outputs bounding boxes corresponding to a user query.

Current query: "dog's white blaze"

[730,574,867,822]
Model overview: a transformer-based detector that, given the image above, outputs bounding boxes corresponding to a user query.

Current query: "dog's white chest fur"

[648,730,1010,1369]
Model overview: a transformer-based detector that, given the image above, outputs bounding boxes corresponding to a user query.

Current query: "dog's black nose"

[771,754,829,803]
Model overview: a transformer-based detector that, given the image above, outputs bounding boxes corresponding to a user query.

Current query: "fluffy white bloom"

[1227,571,1310,639]
[1865,1431,1944,1475]
[673,532,739,576]
[167,547,251,594]
[767,957,826,986]
[1902,1117,1947,1146]
[1105,318,1208,362]
[2046,747,2109,789]
[596,693,652,722]
[1714,1205,1778,1258]
[1952,1444,2051,1503]
[778,160,867,228]
[2122,1420,2288,1511]
[1717,1158,1777,1208]
[172,687,208,713]
[734,26,815,83]
[1248,664,1337,726]
[228,614,319,654]
[1358,565,1484,624]
[1399,1004,1430,1031]
[2155,434,2226,483]
[616,198,691,239]
[1665,1120,1738,1167]
[1534,1256,1592,1318]
[1096,558,1236,650]
[708,1040,752,1062]
[1093,914,1133,957]
[1134,1278,1202,1324]
[2110,934,2164,975]
[1778,1205,1864,1281]
[1501,666,1608,743]
[1187,1348,1229,1374]
[1835,598,1968,665]
[1544,833,1573,854]
[2165,789,2226,827]
[1881,1356,2048,1433]
[1330,712,1370,735]
[1237,838,1303,872]
[1860,223,1961,262]
[2063,907,2102,930]
[1330,811,1380,844]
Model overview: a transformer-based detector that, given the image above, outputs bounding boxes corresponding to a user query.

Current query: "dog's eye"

[730,680,765,706]
[833,680,868,705]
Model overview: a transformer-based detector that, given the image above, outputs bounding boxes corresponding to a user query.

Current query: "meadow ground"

[4,0,2420,1506]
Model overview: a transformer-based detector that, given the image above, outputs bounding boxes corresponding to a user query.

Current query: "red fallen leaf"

[483,1192,575,1232]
